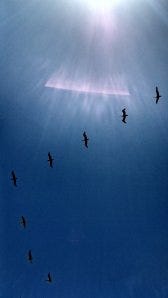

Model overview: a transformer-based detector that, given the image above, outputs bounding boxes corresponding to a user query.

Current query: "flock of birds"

[10,86,162,292]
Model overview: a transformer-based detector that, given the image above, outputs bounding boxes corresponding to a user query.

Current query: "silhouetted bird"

[82,131,89,148]
[28,250,33,263]
[48,152,54,168]
[122,108,128,123]
[46,272,52,283]
[20,216,26,228]
[154,86,162,104]
[11,170,17,186]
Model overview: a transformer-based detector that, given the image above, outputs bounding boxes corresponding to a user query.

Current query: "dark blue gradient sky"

[0,1,168,297]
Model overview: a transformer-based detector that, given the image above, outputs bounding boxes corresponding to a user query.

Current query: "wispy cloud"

[45,62,130,97]
[45,76,130,96]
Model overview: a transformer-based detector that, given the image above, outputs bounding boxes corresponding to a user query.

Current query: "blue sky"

[0,1,168,297]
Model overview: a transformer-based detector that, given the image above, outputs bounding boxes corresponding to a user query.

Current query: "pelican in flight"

[48,152,54,168]
[154,86,162,104]
[122,108,128,123]
[82,131,89,148]
[11,170,17,186]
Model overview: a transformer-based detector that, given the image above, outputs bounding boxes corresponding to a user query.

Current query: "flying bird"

[46,272,52,283]
[28,250,33,263]
[154,86,162,104]
[82,131,89,148]
[48,152,54,168]
[122,108,128,123]
[20,216,26,228]
[11,170,17,186]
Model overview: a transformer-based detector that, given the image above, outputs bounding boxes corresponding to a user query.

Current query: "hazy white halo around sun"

[77,0,119,12]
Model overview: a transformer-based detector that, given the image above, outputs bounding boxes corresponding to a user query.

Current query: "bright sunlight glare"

[79,0,118,11]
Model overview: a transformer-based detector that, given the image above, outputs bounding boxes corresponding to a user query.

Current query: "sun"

[79,0,118,12]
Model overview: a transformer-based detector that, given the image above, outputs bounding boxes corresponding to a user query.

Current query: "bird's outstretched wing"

[156,86,159,97]
[83,132,87,138]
